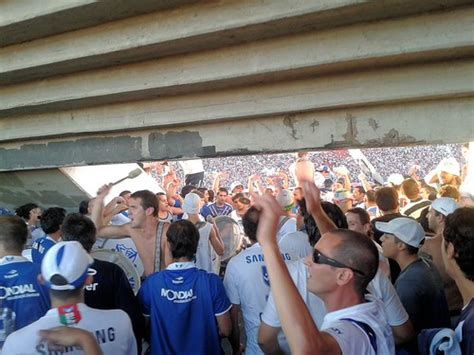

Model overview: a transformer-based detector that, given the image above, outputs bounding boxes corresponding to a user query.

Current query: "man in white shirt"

[224,206,305,354]
[253,181,396,354]
[3,241,137,355]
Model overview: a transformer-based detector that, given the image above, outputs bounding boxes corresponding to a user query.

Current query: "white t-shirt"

[223,243,296,355]
[2,303,137,355]
[322,299,395,355]
[276,217,296,243]
[277,231,312,260]
[261,259,406,353]
[179,160,204,174]
[195,222,218,274]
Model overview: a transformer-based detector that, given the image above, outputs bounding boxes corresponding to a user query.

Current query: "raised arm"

[302,181,337,235]
[254,195,340,354]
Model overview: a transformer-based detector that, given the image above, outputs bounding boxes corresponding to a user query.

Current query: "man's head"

[364,189,376,206]
[197,187,209,203]
[180,185,197,198]
[276,189,294,213]
[0,216,28,254]
[230,181,244,195]
[40,207,67,235]
[305,229,378,298]
[428,197,459,233]
[375,187,399,213]
[437,185,460,201]
[442,207,474,282]
[242,206,259,243]
[293,187,304,204]
[129,190,158,228]
[299,199,347,246]
[352,186,365,203]
[15,203,41,225]
[216,188,229,205]
[183,192,201,215]
[166,220,199,260]
[61,213,96,253]
[377,218,425,259]
[333,189,352,214]
[119,190,131,203]
[436,157,460,186]
[401,178,420,201]
[156,192,169,212]
[231,193,250,211]
[78,200,90,215]
[346,208,371,236]
[41,241,93,301]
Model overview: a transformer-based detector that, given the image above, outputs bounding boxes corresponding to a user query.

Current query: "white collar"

[166,261,196,270]
[0,255,29,265]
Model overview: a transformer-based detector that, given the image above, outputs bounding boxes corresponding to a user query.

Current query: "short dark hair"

[443,207,474,281]
[242,207,259,242]
[232,193,245,202]
[208,190,215,203]
[218,187,228,195]
[166,220,200,260]
[61,213,97,252]
[366,190,376,203]
[353,186,365,195]
[15,203,39,220]
[49,274,83,300]
[78,200,89,215]
[300,199,347,246]
[0,216,28,252]
[375,187,399,212]
[330,229,379,295]
[130,190,158,217]
[393,235,421,255]
[180,185,197,198]
[438,185,460,201]
[40,207,67,234]
[346,207,370,225]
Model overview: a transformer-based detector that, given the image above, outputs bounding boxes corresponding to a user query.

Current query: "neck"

[396,253,419,271]
[410,196,422,202]
[51,295,83,309]
[454,277,474,306]
[320,288,363,313]
[381,209,398,215]
[48,231,61,242]
[158,210,168,218]
[0,250,21,258]
[172,257,192,263]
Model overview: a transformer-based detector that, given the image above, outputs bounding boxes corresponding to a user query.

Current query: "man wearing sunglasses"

[254,182,395,354]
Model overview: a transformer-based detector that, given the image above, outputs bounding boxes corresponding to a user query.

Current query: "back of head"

[40,207,67,234]
[346,207,370,225]
[180,185,197,198]
[42,241,94,301]
[242,206,260,242]
[78,200,90,215]
[0,216,28,253]
[130,190,158,217]
[401,178,419,200]
[300,199,347,246]
[375,186,399,212]
[61,213,97,252]
[438,185,460,201]
[166,220,200,260]
[443,207,474,281]
[366,189,376,203]
[276,189,294,211]
[15,203,39,220]
[331,229,379,295]
[183,192,202,215]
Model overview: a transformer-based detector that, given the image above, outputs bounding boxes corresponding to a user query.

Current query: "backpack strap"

[341,318,377,353]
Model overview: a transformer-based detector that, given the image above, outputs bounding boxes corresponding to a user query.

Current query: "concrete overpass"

[1,0,473,208]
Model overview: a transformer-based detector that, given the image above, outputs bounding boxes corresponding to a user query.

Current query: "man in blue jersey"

[31,207,66,265]
[139,220,232,354]
[0,216,50,333]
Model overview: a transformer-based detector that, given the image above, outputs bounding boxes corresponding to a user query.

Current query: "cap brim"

[375,221,392,233]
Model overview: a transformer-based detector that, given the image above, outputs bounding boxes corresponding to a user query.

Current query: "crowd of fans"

[0,142,472,354]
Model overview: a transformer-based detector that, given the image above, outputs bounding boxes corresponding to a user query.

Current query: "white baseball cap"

[183,192,201,215]
[437,157,460,176]
[376,217,425,248]
[276,189,294,211]
[230,181,244,193]
[41,241,93,290]
[387,173,404,186]
[431,197,458,216]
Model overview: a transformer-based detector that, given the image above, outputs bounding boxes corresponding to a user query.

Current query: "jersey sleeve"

[223,261,240,305]
[210,274,231,316]
[322,320,373,355]
[261,290,281,327]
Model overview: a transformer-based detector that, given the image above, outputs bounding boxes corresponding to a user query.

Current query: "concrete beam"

[0,0,197,47]
[1,60,473,142]
[1,0,471,84]
[0,98,472,171]
[2,7,473,116]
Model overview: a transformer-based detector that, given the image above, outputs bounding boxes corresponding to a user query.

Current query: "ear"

[446,241,456,260]
[335,269,353,286]
[145,207,155,216]
[37,274,45,285]
[84,275,93,285]
[363,223,371,235]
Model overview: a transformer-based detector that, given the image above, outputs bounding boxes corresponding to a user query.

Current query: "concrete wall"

[1,0,473,172]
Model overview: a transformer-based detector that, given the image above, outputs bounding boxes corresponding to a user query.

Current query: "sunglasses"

[313,249,365,277]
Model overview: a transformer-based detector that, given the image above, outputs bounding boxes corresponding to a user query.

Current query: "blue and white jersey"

[139,262,231,355]
[0,255,50,331]
[31,236,57,265]
[223,243,298,355]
